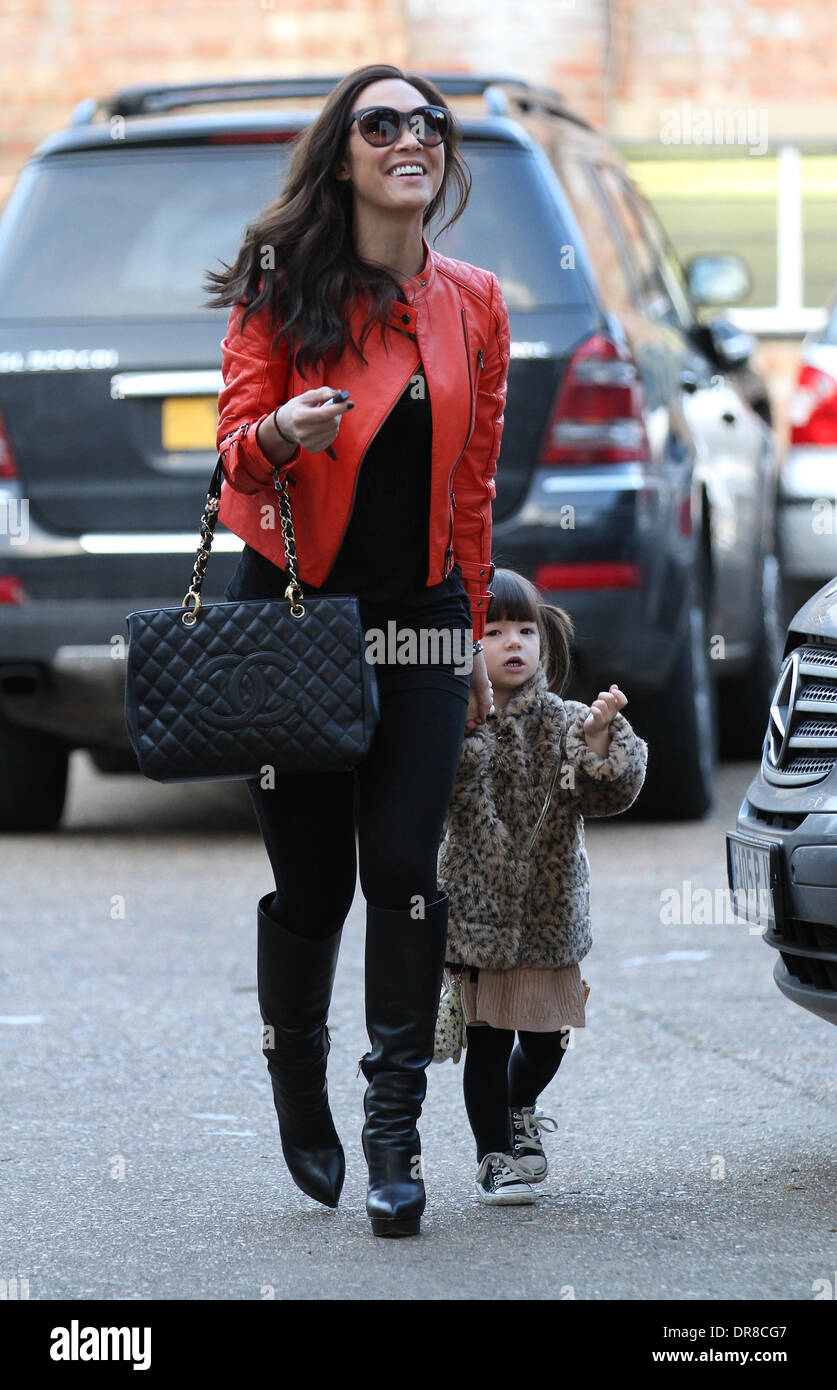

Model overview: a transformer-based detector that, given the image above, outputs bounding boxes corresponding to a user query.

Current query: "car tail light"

[534,562,642,590]
[0,576,23,604]
[789,363,837,445]
[0,409,18,480]
[538,334,650,465]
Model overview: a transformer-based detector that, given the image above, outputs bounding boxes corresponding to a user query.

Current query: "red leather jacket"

[215,236,509,641]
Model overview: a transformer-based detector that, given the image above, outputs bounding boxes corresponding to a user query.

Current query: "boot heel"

[370,1214,421,1238]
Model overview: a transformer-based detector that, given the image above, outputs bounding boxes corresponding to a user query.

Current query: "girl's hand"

[274,387,354,455]
[584,684,627,755]
[465,651,494,734]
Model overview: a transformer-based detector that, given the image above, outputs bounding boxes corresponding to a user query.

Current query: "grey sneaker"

[474,1151,535,1205]
[508,1106,558,1181]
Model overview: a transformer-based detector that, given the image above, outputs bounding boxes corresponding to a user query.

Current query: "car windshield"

[0,141,586,319]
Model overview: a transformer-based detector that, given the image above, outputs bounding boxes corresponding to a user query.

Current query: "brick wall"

[405,0,609,127]
[4,0,837,209]
[607,0,837,142]
[0,0,409,208]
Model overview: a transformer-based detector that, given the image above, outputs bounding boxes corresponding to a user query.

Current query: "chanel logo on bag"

[190,652,298,730]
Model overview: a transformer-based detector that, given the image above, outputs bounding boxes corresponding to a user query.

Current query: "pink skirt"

[444,963,589,1032]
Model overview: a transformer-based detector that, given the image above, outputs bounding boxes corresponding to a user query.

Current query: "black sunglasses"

[346,105,450,148]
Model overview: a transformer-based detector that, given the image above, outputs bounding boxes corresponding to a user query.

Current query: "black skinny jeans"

[247,680,469,930]
[226,545,472,931]
[464,1023,572,1161]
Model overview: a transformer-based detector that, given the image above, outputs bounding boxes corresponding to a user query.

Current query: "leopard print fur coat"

[437,664,648,970]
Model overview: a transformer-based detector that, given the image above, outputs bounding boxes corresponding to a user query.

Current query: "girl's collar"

[492,664,551,719]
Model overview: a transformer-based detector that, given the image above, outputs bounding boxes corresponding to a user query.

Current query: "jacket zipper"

[444,309,480,576]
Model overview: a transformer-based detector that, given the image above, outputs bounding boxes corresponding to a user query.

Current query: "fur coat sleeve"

[560,700,649,818]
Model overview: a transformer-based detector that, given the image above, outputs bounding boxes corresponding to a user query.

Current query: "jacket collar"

[383,234,434,334]
[492,664,552,721]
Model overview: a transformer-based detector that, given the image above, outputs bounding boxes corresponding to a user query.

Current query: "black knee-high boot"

[358,892,448,1237]
[257,893,345,1209]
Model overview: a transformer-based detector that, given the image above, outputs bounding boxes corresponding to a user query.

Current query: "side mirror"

[686,253,752,307]
[706,316,757,368]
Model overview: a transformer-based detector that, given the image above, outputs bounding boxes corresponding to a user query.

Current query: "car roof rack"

[69,73,592,130]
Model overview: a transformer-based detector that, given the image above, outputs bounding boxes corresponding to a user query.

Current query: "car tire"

[0,716,69,832]
[718,551,785,760]
[624,549,718,821]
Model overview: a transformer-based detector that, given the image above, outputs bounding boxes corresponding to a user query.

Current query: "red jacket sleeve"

[216,300,301,494]
[453,273,509,641]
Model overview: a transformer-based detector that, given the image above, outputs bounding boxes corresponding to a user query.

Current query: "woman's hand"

[274,387,354,455]
[464,650,494,734]
[583,683,628,757]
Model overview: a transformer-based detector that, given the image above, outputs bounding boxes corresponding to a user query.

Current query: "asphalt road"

[1,754,834,1301]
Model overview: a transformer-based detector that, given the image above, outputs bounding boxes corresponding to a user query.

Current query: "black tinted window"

[554,153,634,314]
[0,142,586,319]
[591,164,684,327]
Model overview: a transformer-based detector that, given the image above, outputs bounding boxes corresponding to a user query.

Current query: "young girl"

[437,568,648,1203]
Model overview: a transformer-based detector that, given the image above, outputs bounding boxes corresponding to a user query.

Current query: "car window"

[590,163,684,328]
[0,142,583,319]
[620,181,698,330]
[551,151,634,315]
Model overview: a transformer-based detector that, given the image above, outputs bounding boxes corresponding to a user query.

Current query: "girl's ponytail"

[485,568,575,696]
[537,599,575,696]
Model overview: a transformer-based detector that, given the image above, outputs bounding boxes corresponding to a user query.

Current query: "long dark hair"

[486,569,575,697]
[202,65,471,375]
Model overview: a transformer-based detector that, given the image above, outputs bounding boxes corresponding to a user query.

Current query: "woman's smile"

[386,161,428,178]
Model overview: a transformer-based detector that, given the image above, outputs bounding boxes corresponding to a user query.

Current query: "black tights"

[463,1023,571,1160]
[247,683,469,934]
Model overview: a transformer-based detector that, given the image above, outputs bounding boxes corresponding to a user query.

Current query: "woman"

[203,63,510,1238]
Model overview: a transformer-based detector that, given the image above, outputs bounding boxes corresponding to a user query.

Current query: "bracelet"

[273,405,298,448]
[473,640,484,655]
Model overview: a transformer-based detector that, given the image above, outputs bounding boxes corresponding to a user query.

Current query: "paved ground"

[1,755,834,1301]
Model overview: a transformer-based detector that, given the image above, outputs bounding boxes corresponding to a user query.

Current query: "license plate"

[161,397,219,451]
[726,832,779,930]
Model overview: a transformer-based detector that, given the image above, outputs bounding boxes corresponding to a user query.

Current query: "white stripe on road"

[620,950,714,968]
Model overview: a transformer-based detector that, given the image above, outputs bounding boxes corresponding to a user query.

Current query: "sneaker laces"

[475,1151,534,1188]
[511,1107,559,1148]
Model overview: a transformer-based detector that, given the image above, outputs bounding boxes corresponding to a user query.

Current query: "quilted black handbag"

[124,457,380,783]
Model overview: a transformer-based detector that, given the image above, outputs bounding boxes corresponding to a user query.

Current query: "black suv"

[0,74,782,829]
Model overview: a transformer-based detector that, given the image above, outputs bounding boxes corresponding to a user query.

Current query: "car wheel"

[718,551,785,760]
[0,716,69,831]
[624,549,718,820]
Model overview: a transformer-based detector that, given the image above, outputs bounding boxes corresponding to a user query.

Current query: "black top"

[324,347,471,627]
[326,357,433,603]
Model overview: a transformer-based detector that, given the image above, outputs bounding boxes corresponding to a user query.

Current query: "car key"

[322,389,353,459]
